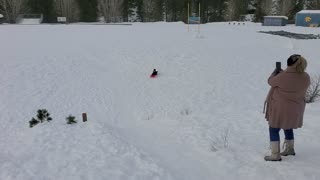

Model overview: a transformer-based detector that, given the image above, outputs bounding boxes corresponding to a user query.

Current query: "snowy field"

[0,22,320,180]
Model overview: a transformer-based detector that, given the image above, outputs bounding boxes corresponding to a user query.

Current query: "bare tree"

[305,0,320,9]
[0,0,28,23]
[55,0,80,23]
[98,0,110,22]
[253,0,275,21]
[259,0,273,15]
[98,0,123,23]
[225,0,237,21]
[226,0,249,21]
[279,0,295,15]
[143,0,156,22]
[279,0,304,22]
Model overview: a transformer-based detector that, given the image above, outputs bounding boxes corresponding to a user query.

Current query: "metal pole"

[198,3,201,34]
[188,3,190,32]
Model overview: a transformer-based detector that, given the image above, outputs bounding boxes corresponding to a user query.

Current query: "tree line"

[0,0,319,23]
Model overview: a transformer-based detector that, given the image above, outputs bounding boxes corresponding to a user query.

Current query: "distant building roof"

[297,10,320,14]
[19,19,41,24]
[264,16,288,20]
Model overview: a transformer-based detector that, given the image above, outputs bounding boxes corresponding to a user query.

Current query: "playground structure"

[187,2,201,33]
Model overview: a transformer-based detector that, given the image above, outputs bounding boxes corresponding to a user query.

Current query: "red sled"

[150,69,158,78]
[150,74,157,78]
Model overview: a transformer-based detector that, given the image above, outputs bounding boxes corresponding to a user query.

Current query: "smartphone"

[276,62,281,72]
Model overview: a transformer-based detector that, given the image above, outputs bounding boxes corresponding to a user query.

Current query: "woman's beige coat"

[265,66,310,129]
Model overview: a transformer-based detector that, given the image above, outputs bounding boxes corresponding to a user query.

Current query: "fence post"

[82,113,87,122]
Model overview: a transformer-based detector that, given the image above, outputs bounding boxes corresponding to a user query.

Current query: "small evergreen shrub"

[29,109,53,128]
[66,115,77,124]
[29,117,39,128]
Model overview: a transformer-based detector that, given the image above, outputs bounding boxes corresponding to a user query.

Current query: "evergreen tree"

[271,0,281,15]
[166,0,188,22]
[195,0,227,23]
[125,0,139,21]
[136,0,144,21]
[123,0,142,22]
[153,0,164,21]
[141,0,164,22]
[77,0,98,22]
[166,0,177,21]
[122,0,129,22]
[254,0,267,22]
[55,0,80,23]
[66,115,77,124]
[287,0,304,22]
[226,0,249,21]
[27,0,56,23]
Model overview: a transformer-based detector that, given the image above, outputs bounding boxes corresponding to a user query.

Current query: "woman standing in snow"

[264,54,310,161]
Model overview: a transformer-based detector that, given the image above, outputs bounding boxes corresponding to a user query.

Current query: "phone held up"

[275,62,281,75]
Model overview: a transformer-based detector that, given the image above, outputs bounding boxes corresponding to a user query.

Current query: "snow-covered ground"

[0,22,319,180]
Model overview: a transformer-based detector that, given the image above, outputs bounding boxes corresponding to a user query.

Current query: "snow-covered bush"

[29,109,52,128]
[37,109,52,123]
[305,75,320,103]
[210,128,230,152]
[29,117,39,128]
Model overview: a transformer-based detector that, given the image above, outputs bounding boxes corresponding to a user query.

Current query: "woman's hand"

[273,68,283,75]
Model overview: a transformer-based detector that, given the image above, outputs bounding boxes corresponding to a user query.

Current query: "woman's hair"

[295,56,307,73]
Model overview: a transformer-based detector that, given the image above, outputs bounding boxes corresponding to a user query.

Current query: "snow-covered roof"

[19,19,41,24]
[264,16,288,20]
[0,14,4,18]
[298,10,320,14]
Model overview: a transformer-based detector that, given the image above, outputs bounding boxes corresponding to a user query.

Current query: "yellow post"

[198,3,201,34]
[188,3,190,32]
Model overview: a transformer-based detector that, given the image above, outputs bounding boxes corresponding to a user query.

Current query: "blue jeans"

[269,127,294,142]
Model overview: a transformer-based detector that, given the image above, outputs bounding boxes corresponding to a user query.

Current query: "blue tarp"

[188,17,200,24]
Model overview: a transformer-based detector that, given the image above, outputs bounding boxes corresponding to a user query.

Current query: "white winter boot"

[280,139,295,156]
[264,141,282,161]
